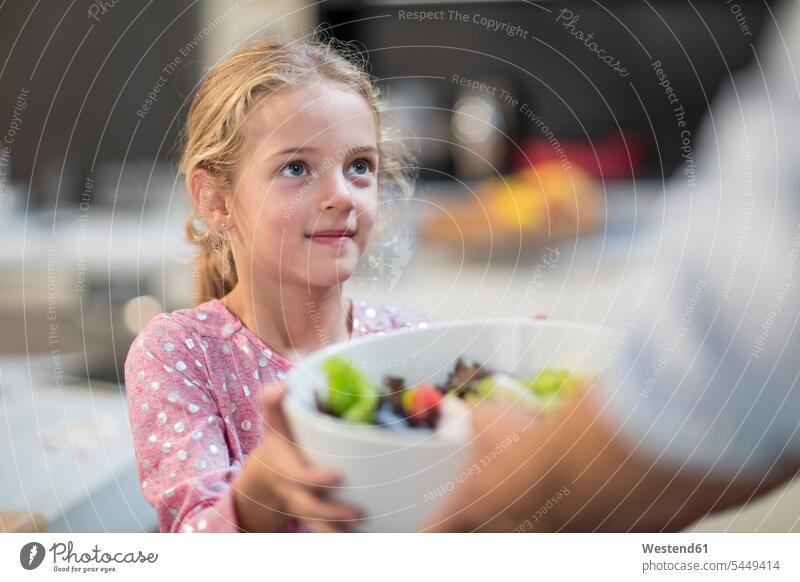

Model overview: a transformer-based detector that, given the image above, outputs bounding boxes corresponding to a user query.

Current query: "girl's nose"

[319,169,356,212]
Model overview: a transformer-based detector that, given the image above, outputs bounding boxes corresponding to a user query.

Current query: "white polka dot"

[174,421,185,433]
[165,487,175,497]
[225,415,232,425]
[222,344,231,354]
[196,312,207,320]
[163,364,173,373]
[177,450,188,461]
[183,378,193,387]
[188,403,200,414]
[230,403,237,413]
[195,459,207,470]
[257,357,268,367]
[209,444,219,455]
[365,307,376,318]
[162,441,172,453]
[148,434,157,444]
[207,416,216,425]
[276,370,287,380]
[242,419,252,431]
[150,381,160,391]
[142,481,148,489]
[252,369,259,380]
[141,403,150,413]
[192,430,203,441]
[164,342,175,352]
[222,382,228,392]
[137,370,145,381]
[157,412,167,425]
[175,361,187,371]
[185,338,195,349]
[243,385,251,397]
[222,324,234,336]
[168,392,179,403]
[202,394,210,403]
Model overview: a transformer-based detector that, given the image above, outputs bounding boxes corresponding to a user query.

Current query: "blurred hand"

[425,384,792,533]
[425,398,544,532]
[233,380,364,532]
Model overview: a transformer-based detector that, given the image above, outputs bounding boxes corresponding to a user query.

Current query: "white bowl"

[284,318,614,532]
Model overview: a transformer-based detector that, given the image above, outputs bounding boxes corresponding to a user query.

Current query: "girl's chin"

[305,271,356,287]
[302,258,359,286]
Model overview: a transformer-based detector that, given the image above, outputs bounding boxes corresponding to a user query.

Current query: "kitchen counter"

[0,359,157,532]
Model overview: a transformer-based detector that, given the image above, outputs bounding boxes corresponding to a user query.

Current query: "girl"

[124,35,436,533]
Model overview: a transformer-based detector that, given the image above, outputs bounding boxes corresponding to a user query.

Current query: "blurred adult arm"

[430,2,800,532]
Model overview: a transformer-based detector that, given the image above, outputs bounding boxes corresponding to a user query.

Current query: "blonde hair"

[179,33,416,306]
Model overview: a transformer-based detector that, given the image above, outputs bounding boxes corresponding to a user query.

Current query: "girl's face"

[228,81,379,289]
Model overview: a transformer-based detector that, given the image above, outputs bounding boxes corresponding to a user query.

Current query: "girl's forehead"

[245,82,377,151]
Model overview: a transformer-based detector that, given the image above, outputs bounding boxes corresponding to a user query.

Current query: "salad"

[315,355,586,430]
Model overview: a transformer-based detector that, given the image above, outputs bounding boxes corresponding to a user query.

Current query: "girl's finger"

[271,450,342,490]
[301,518,349,533]
[283,486,364,524]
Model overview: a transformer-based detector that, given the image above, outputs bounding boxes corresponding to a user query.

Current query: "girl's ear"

[189,168,231,230]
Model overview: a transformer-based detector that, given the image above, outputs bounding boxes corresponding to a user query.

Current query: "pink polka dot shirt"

[124,297,437,533]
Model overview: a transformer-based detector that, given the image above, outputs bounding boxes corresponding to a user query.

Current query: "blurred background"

[1,0,797,533]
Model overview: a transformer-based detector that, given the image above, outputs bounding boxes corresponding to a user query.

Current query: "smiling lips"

[305,229,356,246]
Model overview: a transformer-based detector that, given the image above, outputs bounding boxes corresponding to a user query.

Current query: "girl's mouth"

[305,229,356,246]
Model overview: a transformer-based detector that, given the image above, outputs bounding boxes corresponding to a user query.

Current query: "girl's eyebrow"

[268,144,378,159]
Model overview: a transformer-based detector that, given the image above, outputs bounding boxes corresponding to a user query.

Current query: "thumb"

[424,498,471,532]
[260,380,291,439]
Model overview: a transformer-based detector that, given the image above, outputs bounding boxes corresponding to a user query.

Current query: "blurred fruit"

[403,383,443,424]
[422,160,599,256]
[482,174,545,231]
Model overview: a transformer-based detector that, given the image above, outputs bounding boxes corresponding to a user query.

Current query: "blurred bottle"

[449,75,518,181]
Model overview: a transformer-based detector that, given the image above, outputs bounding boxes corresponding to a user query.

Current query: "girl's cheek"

[274,184,308,227]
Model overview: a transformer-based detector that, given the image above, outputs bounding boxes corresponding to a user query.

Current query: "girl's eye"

[280,161,308,178]
[347,158,373,176]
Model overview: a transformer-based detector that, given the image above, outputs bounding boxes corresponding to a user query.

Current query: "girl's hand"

[233,380,364,532]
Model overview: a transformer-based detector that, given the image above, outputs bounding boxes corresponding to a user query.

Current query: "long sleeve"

[125,315,245,533]
[598,5,800,480]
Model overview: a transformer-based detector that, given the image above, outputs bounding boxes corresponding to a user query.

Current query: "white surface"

[0,360,157,532]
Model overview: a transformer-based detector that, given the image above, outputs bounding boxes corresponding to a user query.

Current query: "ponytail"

[184,209,238,305]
